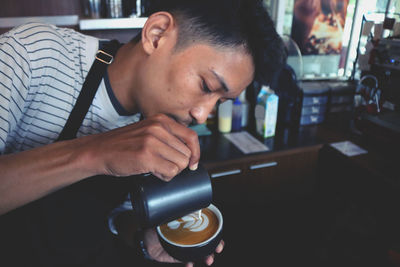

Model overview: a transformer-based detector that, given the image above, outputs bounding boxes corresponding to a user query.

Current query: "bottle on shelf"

[84,0,104,18]
[239,90,249,129]
[106,0,124,18]
[218,100,233,133]
[231,97,242,132]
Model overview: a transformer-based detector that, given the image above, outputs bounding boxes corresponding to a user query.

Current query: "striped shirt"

[0,23,140,154]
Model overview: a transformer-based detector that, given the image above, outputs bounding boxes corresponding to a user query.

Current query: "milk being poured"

[167,209,208,232]
[197,209,202,220]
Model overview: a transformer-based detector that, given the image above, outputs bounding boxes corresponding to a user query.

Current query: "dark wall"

[0,0,84,17]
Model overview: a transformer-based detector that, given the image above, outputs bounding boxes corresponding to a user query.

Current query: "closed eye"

[202,79,212,93]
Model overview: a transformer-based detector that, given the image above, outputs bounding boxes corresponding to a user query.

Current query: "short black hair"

[143,0,287,86]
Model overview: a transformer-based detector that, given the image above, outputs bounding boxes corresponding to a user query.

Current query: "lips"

[164,113,192,127]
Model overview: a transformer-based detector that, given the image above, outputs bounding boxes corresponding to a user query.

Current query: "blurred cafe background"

[1,0,400,266]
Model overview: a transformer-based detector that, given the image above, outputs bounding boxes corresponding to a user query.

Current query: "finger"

[179,128,200,171]
[154,138,191,173]
[144,121,192,159]
[215,240,225,253]
[155,146,191,180]
[185,262,194,267]
[139,135,190,180]
[142,149,184,181]
[155,115,201,171]
[162,254,181,264]
[205,254,215,266]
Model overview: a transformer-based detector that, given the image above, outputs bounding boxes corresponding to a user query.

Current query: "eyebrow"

[210,69,231,93]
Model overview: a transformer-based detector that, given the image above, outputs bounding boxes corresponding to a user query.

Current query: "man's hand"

[143,228,224,267]
[80,114,200,180]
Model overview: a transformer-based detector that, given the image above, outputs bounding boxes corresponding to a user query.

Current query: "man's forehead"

[178,42,254,90]
[209,69,230,93]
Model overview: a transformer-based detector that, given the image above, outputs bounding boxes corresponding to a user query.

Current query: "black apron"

[0,40,137,267]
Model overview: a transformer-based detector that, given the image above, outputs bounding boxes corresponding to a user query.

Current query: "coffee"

[159,207,219,245]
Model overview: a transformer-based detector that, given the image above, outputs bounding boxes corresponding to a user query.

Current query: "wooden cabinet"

[315,145,400,265]
[203,144,322,207]
[202,144,323,266]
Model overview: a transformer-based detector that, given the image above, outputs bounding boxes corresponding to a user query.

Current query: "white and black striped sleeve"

[0,29,32,153]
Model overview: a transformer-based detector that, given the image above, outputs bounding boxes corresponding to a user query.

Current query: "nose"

[190,99,218,125]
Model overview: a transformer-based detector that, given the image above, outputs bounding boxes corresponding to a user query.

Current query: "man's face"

[135,41,255,126]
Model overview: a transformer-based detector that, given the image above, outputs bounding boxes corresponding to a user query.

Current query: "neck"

[107,41,143,114]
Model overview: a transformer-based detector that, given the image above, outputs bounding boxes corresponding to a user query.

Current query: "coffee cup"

[156,204,223,262]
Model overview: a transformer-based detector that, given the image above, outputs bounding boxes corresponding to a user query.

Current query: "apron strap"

[0,39,128,267]
[57,39,122,141]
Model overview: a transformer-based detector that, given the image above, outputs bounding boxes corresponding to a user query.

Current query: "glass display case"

[265,0,357,79]
[265,0,400,80]
[348,0,400,80]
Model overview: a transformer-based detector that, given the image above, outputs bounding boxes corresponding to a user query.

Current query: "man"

[0,0,286,266]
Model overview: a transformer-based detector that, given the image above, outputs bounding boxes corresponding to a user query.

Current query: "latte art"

[160,207,219,245]
[166,210,209,232]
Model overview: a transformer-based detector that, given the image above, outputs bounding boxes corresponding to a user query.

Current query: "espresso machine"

[356,38,400,154]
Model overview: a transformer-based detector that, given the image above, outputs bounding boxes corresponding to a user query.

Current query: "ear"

[141,12,176,55]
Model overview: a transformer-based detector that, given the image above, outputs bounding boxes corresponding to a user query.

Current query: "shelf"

[79,17,147,30]
[0,16,147,31]
[0,15,79,28]
[374,63,400,71]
